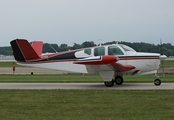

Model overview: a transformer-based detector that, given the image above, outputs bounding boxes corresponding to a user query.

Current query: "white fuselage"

[18,44,161,77]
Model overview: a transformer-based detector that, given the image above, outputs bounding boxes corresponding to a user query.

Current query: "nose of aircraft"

[159,55,167,61]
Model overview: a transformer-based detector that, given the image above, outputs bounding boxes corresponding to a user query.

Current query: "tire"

[115,76,123,85]
[104,79,114,87]
[154,79,161,86]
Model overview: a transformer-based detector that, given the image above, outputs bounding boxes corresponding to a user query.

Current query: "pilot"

[94,50,98,56]
[113,48,117,55]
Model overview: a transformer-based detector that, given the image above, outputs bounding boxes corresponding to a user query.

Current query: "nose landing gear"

[154,74,161,86]
[154,79,161,86]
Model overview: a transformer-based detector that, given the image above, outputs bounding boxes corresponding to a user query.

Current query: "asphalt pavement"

[0,83,174,90]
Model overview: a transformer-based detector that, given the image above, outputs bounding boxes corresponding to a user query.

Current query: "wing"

[74,55,135,72]
[74,55,135,81]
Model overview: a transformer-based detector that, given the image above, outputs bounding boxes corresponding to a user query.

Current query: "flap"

[109,63,135,72]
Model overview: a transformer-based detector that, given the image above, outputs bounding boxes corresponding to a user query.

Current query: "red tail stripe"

[16,39,40,60]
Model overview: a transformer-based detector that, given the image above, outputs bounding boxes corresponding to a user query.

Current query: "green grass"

[0,74,173,83]
[0,61,173,119]
[0,90,174,120]
[161,60,174,67]
[0,61,25,67]
[0,74,102,83]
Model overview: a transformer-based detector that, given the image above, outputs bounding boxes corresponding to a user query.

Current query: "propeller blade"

[160,39,165,78]
[160,38,163,55]
[162,61,164,78]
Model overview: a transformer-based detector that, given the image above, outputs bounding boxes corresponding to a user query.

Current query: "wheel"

[115,76,123,85]
[154,79,161,86]
[104,79,114,87]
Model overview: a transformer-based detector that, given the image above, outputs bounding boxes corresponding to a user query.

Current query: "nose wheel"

[154,79,161,86]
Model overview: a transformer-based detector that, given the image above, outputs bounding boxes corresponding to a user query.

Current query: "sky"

[0,0,174,47]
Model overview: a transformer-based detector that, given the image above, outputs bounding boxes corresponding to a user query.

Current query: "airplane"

[10,39,167,87]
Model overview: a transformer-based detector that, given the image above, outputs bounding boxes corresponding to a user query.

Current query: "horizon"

[1,40,173,47]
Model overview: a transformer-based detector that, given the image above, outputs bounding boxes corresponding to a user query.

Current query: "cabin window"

[84,49,91,55]
[94,47,105,56]
[108,46,124,55]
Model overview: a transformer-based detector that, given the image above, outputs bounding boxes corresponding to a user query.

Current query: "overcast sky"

[0,0,174,47]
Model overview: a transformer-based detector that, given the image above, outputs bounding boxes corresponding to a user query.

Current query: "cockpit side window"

[94,47,105,56]
[84,49,91,55]
[108,46,124,55]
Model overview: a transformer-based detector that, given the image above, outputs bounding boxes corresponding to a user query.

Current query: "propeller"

[160,39,165,78]
[160,39,163,55]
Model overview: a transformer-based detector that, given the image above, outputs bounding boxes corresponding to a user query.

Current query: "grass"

[0,61,173,119]
[0,89,174,120]
[0,74,173,83]
[0,61,25,67]
[161,60,174,67]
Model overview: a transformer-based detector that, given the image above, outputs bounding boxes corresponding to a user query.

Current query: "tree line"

[0,41,174,57]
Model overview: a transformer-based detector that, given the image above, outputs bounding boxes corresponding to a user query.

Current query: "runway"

[0,83,174,90]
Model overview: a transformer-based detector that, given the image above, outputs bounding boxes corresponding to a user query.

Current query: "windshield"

[119,45,136,52]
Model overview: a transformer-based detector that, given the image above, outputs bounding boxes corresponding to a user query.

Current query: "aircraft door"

[94,47,105,56]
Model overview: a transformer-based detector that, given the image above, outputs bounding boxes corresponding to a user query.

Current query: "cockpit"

[92,44,136,56]
[75,44,136,58]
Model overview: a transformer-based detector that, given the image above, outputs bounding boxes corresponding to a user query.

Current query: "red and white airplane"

[10,39,167,87]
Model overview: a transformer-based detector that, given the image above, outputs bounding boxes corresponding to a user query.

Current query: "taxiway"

[0,83,174,90]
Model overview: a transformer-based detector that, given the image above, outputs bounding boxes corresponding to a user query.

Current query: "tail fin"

[10,39,40,61]
[31,41,43,56]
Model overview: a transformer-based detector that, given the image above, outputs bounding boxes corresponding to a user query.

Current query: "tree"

[72,43,82,50]
[59,44,68,52]
[1,41,174,56]
[82,41,96,48]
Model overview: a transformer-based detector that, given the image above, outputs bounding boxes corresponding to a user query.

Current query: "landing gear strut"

[154,74,161,86]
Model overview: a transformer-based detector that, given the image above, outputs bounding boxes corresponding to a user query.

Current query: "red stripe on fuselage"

[17,56,160,64]
[120,57,159,60]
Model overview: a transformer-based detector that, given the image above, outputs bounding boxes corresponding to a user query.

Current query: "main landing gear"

[115,76,123,85]
[104,76,124,87]
[104,80,114,87]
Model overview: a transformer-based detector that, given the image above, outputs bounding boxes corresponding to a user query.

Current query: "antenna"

[94,39,102,46]
[49,44,58,53]
[99,39,102,46]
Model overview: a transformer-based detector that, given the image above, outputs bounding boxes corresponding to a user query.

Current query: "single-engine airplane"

[10,39,167,87]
